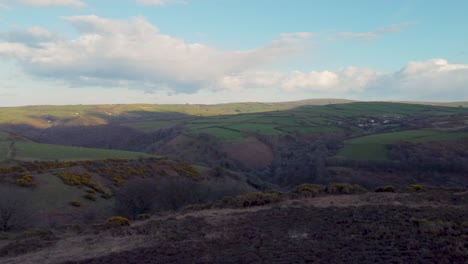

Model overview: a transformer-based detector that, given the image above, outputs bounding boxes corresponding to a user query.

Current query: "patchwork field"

[337,130,468,160]
[0,135,154,162]
[1,100,468,166]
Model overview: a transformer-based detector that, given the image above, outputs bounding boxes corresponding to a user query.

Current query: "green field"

[0,99,355,128]
[191,127,245,140]
[279,126,342,134]
[1,100,467,142]
[8,141,154,161]
[181,102,468,140]
[0,141,10,162]
[337,130,468,160]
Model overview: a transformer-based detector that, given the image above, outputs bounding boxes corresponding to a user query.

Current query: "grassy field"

[1,101,467,142]
[32,172,114,214]
[181,102,468,140]
[337,130,468,160]
[8,141,154,161]
[346,130,468,144]
[189,127,245,140]
[0,99,354,128]
[0,141,10,162]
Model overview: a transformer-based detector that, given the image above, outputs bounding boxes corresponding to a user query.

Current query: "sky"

[0,0,467,106]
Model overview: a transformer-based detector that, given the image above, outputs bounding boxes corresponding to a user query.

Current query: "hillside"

[0,99,355,128]
[0,131,154,164]
[1,187,466,264]
[0,99,467,263]
[1,100,468,189]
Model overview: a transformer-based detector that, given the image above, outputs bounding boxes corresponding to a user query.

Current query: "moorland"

[0,99,467,263]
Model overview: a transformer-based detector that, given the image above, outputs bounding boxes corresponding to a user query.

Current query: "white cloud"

[216,59,468,101]
[136,0,185,6]
[0,16,466,102]
[0,26,60,47]
[336,22,413,41]
[8,0,86,7]
[0,3,9,9]
[375,59,468,100]
[217,67,382,93]
[0,15,311,93]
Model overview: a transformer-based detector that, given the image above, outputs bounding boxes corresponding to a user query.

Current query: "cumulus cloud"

[0,26,60,47]
[217,59,468,101]
[8,0,86,7]
[371,59,468,100]
[0,15,312,93]
[217,67,381,93]
[336,22,413,41]
[136,0,185,6]
[0,16,466,101]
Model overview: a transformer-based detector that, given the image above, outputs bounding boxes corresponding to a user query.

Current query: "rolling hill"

[0,132,154,163]
[1,99,467,188]
[0,99,467,264]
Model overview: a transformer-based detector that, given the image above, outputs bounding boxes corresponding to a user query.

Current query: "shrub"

[137,214,151,220]
[222,191,283,208]
[375,185,396,193]
[115,177,250,217]
[17,229,54,240]
[407,184,425,192]
[0,186,35,232]
[173,161,199,179]
[57,171,109,197]
[100,193,112,199]
[115,179,159,217]
[183,203,211,211]
[83,193,97,201]
[57,172,91,187]
[106,216,131,227]
[294,184,324,197]
[326,183,368,194]
[113,176,125,186]
[69,201,81,207]
[14,174,36,188]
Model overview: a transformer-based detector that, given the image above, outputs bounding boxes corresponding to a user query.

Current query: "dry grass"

[1,190,467,264]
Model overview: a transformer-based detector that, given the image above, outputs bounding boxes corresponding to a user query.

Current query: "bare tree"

[115,179,159,217]
[0,185,35,232]
[115,177,251,218]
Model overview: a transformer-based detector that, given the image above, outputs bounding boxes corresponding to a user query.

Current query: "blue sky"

[0,0,467,105]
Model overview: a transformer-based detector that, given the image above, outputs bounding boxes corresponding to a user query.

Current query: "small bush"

[57,172,91,187]
[100,193,112,199]
[83,193,97,201]
[222,191,283,208]
[375,185,396,193]
[184,203,211,211]
[407,184,425,192]
[113,176,125,186]
[106,216,131,227]
[0,186,36,232]
[17,229,54,240]
[173,161,199,179]
[326,183,368,194]
[69,201,81,207]
[14,174,36,188]
[137,214,151,220]
[294,184,324,197]
[57,172,107,194]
